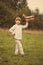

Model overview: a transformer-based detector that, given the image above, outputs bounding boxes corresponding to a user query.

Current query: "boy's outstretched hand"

[22,14,35,22]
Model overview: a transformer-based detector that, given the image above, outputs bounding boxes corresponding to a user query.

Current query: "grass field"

[0,29,43,65]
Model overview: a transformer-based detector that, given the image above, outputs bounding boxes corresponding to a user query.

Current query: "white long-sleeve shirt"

[9,22,28,40]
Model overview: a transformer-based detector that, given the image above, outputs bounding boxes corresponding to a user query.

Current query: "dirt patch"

[23,30,43,34]
[0,28,8,32]
[0,28,43,34]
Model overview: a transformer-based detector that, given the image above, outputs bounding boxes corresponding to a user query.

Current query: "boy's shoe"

[21,54,25,57]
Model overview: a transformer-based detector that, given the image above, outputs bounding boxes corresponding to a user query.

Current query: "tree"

[0,0,31,28]
[30,8,43,30]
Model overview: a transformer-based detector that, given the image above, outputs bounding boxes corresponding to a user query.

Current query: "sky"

[27,0,43,13]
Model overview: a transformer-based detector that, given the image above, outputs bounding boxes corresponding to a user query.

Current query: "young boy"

[9,15,34,56]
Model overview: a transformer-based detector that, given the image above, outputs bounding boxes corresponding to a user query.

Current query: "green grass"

[0,30,43,65]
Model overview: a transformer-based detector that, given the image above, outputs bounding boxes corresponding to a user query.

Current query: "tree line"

[0,0,43,30]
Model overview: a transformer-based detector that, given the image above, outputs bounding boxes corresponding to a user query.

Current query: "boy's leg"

[15,39,19,55]
[17,40,24,55]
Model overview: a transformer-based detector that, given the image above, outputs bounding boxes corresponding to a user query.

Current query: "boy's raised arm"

[22,14,34,29]
[22,19,29,29]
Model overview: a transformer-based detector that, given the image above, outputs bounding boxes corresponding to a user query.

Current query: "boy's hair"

[15,17,21,22]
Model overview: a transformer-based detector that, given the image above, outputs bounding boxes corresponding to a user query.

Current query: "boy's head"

[15,17,21,25]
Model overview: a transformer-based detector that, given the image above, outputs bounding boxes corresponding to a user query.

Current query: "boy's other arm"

[9,25,15,35]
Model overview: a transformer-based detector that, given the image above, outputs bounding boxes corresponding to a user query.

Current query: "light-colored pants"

[15,39,24,55]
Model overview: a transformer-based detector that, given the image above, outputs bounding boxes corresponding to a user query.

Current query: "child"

[9,15,34,56]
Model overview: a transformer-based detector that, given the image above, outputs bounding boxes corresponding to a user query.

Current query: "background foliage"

[0,0,43,30]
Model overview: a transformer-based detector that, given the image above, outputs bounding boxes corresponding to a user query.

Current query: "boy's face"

[16,20,21,25]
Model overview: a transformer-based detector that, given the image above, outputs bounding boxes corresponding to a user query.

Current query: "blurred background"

[0,0,43,30]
